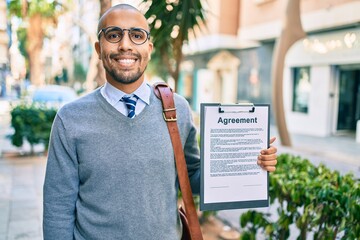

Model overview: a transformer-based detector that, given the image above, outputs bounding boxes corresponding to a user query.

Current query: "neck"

[107,78,144,94]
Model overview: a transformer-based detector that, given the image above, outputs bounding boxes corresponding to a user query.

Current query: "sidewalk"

[273,129,360,178]
[0,156,46,240]
[0,110,44,240]
[0,111,359,239]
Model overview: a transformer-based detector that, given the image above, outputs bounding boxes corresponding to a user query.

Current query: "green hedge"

[10,104,57,154]
[240,154,360,240]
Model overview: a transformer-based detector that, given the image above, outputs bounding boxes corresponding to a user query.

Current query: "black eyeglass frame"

[97,26,150,45]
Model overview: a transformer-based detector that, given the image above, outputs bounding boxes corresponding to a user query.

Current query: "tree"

[8,0,67,86]
[141,0,206,91]
[271,0,305,146]
[83,0,110,92]
[95,0,111,87]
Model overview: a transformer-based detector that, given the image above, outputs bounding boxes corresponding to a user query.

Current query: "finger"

[261,137,277,153]
[257,160,277,171]
[261,146,277,155]
[262,166,276,172]
[257,159,277,167]
[258,154,277,162]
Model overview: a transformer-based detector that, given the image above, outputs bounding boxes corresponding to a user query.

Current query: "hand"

[257,137,277,172]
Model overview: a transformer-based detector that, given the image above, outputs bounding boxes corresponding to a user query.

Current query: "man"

[43,4,278,239]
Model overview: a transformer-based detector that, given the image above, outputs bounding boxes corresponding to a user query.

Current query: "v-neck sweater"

[43,87,201,240]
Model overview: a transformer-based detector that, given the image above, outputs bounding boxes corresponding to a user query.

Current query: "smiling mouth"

[113,56,138,68]
[117,58,136,64]
[111,53,139,64]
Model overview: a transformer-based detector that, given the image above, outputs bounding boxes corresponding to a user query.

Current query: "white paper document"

[200,103,270,211]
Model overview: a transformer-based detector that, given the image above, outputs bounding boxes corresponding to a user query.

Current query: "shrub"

[10,104,57,154]
[240,154,360,240]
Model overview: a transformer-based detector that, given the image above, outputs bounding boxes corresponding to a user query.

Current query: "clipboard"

[200,103,270,211]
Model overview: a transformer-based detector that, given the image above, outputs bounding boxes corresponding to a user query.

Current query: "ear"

[95,42,101,59]
[148,42,153,60]
[148,41,154,53]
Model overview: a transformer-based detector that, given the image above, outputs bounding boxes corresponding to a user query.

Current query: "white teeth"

[118,59,135,64]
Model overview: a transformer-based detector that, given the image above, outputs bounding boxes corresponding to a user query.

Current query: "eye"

[105,30,122,41]
[130,29,146,40]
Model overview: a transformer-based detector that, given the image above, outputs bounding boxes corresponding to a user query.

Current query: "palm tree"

[8,0,67,86]
[141,0,206,91]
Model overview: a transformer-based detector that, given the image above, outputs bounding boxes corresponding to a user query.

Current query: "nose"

[117,31,133,51]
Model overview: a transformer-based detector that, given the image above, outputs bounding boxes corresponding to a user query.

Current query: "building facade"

[181,0,360,139]
[0,0,9,97]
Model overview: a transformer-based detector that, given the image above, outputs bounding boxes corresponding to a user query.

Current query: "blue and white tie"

[122,94,139,119]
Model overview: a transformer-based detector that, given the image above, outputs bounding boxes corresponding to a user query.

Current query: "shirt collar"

[132,81,151,105]
[102,81,151,106]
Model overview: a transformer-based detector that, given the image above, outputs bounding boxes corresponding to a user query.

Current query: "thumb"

[269,136,276,144]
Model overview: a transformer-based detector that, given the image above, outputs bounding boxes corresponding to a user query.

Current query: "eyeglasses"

[98,26,150,45]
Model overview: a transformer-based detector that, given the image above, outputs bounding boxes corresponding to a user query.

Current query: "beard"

[103,52,148,85]
[104,65,147,85]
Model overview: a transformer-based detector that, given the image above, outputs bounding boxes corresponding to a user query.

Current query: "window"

[292,67,311,113]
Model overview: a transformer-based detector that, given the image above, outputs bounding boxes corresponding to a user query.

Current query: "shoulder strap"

[153,82,203,240]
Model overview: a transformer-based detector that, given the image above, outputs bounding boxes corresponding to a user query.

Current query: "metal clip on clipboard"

[218,103,255,113]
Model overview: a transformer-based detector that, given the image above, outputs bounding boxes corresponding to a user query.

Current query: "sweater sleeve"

[43,114,79,239]
[184,125,201,194]
[183,104,201,195]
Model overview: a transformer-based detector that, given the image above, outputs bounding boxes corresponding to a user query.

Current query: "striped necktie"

[122,94,139,119]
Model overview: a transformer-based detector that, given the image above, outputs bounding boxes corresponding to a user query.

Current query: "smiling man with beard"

[42,3,278,240]
[95,4,151,88]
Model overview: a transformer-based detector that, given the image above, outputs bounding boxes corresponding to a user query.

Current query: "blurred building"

[0,0,9,97]
[181,0,360,139]
[0,0,8,66]
[71,0,99,72]
[41,0,100,90]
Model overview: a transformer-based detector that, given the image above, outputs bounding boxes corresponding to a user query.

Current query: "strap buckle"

[163,107,177,122]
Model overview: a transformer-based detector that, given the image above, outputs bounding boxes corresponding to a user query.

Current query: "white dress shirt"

[100,81,151,117]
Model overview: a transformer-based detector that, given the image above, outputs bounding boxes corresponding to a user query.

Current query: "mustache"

[109,52,141,59]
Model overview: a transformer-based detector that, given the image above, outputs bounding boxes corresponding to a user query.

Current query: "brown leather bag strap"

[154,82,203,240]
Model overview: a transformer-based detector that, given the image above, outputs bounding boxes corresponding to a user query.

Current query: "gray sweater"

[43,87,201,240]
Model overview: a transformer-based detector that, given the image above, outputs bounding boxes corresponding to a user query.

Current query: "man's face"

[95,8,153,86]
